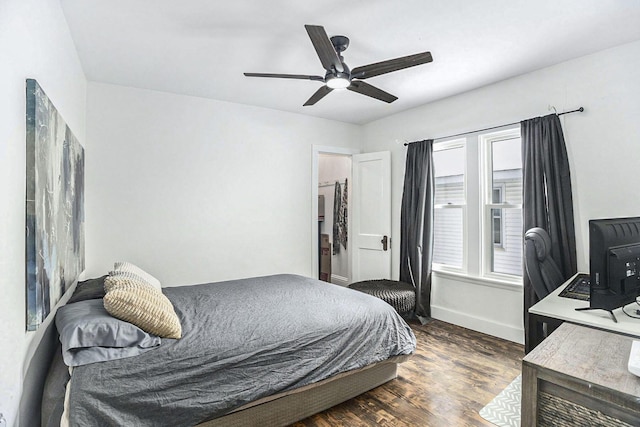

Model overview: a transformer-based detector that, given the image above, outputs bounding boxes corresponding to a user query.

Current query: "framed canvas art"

[25,79,85,331]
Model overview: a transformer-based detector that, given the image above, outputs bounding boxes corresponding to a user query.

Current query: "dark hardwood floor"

[291,319,524,427]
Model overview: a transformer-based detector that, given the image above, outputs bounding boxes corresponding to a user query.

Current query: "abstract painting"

[25,79,85,331]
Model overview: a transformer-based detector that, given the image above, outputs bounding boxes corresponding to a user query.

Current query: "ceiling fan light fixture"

[326,75,351,89]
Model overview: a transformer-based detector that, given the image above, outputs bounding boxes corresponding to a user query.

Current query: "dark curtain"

[521,114,577,352]
[400,139,434,321]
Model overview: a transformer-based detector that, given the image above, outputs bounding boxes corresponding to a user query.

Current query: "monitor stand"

[575,307,618,323]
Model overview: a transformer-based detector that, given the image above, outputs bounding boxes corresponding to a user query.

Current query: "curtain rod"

[403,107,584,146]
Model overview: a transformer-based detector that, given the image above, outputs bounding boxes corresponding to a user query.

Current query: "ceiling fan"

[244,25,433,106]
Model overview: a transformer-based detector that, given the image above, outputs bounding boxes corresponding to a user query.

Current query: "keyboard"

[559,274,590,301]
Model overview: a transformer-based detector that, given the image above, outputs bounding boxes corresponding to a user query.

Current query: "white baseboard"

[331,274,350,287]
[431,305,524,345]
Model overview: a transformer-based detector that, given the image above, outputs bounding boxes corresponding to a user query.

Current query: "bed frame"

[22,301,61,427]
[198,355,410,427]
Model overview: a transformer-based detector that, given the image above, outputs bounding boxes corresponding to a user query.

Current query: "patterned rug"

[479,375,521,427]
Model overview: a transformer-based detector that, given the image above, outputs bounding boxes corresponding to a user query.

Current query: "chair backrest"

[524,227,565,299]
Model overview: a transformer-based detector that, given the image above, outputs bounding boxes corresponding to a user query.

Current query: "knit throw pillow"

[103,276,182,339]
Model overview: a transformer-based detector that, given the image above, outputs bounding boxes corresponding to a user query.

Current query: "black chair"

[524,227,568,351]
[524,227,565,299]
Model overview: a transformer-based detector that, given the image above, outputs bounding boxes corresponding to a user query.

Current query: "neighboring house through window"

[492,185,504,247]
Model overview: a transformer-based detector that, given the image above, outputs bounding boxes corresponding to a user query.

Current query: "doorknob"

[381,235,388,251]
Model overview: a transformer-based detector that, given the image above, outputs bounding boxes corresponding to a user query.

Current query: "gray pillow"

[55,299,161,367]
[67,275,107,304]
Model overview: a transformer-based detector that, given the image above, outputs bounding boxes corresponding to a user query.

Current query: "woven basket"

[538,391,633,427]
[348,280,415,314]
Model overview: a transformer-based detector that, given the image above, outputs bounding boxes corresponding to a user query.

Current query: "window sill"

[432,269,523,292]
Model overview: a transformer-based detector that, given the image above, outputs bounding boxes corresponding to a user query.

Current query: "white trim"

[434,203,466,209]
[331,274,350,287]
[480,131,493,277]
[433,268,522,291]
[319,179,347,187]
[432,263,466,275]
[431,304,524,344]
[311,145,360,280]
[433,138,466,151]
[485,203,521,209]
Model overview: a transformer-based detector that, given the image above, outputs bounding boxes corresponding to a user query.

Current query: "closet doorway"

[311,146,392,285]
[318,153,352,286]
[311,146,359,286]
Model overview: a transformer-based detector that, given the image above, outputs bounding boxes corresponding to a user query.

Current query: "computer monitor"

[577,217,640,322]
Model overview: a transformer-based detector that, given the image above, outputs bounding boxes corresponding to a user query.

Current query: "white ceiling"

[60,0,640,125]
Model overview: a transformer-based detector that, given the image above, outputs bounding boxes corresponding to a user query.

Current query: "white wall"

[318,154,352,285]
[362,40,640,343]
[85,83,361,286]
[0,0,87,424]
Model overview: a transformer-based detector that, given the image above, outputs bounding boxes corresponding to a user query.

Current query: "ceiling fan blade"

[351,52,433,79]
[304,25,344,73]
[347,81,398,103]
[244,72,324,81]
[303,86,333,106]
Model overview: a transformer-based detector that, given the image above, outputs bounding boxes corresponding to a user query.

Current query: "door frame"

[311,145,360,281]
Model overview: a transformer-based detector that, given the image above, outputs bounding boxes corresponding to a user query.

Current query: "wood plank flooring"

[291,319,524,427]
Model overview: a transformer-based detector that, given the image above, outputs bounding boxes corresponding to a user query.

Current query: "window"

[432,141,465,270]
[432,128,523,284]
[482,131,523,278]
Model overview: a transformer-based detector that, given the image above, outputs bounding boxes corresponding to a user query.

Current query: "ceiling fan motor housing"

[326,63,350,80]
[330,35,350,53]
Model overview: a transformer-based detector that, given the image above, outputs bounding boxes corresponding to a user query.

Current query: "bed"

[42,272,416,426]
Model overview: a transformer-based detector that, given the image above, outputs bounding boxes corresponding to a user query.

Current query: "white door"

[351,151,391,282]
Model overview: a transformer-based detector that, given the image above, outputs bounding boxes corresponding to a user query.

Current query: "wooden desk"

[522,323,640,426]
[528,273,640,351]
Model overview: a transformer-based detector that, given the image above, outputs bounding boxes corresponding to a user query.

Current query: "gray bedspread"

[69,274,416,426]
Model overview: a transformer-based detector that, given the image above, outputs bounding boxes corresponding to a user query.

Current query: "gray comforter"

[69,274,416,426]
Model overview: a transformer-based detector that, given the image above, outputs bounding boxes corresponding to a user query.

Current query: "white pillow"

[113,261,162,291]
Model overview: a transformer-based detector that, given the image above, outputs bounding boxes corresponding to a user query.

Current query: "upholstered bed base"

[46,275,416,426]
[198,355,409,427]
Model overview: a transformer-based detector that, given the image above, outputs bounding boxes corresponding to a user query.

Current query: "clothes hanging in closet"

[332,180,348,255]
